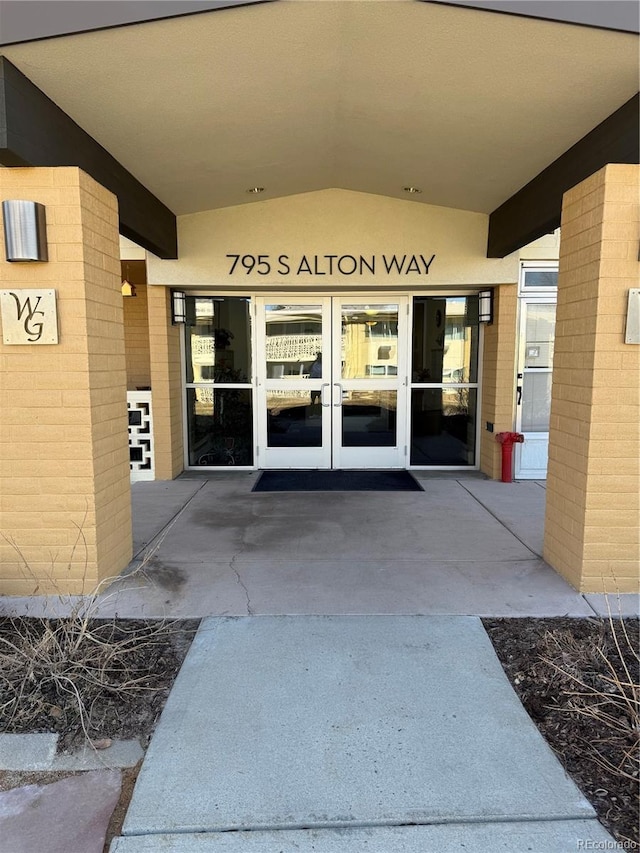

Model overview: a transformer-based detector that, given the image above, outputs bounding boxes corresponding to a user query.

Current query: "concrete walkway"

[1,473,635,851]
[110,615,614,851]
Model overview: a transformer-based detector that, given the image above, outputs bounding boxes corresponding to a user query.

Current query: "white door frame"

[332,296,408,469]
[256,296,332,469]
[514,293,557,479]
[255,295,408,469]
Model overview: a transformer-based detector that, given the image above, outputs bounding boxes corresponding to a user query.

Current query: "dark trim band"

[487,93,640,258]
[0,56,178,258]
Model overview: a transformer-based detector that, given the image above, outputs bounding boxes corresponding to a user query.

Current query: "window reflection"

[185,296,252,384]
[265,304,323,379]
[411,389,476,465]
[187,388,253,466]
[341,304,399,380]
[266,390,322,447]
[412,297,478,383]
[342,391,397,447]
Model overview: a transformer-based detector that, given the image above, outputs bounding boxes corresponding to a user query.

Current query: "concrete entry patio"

[0,472,633,853]
[1,472,635,620]
[9,474,626,618]
[114,472,635,619]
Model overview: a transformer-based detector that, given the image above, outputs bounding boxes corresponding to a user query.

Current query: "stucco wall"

[147,189,519,289]
[519,229,561,261]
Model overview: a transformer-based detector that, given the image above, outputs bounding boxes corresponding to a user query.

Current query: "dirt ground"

[483,616,639,847]
[1,616,638,850]
[0,617,199,751]
[0,617,199,852]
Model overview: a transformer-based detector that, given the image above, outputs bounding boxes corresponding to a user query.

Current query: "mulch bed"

[483,616,639,846]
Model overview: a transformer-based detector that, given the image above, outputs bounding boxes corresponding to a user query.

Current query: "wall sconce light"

[2,200,48,262]
[171,290,187,324]
[121,261,137,297]
[478,289,494,324]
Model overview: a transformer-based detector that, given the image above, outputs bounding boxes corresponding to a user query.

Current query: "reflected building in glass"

[185,296,254,466]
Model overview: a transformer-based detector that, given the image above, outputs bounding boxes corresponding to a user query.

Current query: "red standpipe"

[496,432,525,483]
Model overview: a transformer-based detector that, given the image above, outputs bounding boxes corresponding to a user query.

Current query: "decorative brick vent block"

[127,392,155,482]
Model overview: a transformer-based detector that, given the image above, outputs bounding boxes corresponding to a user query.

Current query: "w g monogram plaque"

[1,289,59,344]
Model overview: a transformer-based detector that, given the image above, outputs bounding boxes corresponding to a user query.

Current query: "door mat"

[252,470,424,492]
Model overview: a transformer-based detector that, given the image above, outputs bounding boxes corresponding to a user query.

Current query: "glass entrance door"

[256,297,407,469]
[514,300,556,478]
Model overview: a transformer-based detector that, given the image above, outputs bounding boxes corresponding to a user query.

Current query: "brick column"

[0,167,132,595]
[544,164,640,593]
[147,285,184,479]
[479,284,518,479]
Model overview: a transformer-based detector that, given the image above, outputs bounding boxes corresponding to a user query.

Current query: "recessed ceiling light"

[403,186,422,194]
[246,187,265,194]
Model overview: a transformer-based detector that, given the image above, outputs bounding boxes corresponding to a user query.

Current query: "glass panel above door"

[523,270,558,289]
[412,296,479,383]
[185,296,252,383]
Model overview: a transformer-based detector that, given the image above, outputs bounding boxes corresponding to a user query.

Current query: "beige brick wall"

[479,284,518,479]
[544,164,640,594]
[123,281,151,390]
[147,285,184,479]
[0,167,132,594]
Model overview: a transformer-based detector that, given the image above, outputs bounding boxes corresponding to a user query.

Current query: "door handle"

[333,383,343,407]
[320,383,331,408]
[517,386,522,405]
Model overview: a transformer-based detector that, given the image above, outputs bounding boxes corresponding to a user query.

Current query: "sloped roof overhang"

[0,0,638,258]
[488,93,639,257]
[0,56,177,258]
[1,0,637,46]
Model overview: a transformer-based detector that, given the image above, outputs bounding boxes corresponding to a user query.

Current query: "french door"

[256,297,408,469]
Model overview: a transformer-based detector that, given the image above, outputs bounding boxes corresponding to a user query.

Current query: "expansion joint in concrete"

[456,480,541,559]
[133,481,209,561]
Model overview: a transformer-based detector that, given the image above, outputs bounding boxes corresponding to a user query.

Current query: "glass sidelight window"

[185,296,252,384]
[185,296,254,466]
[183,293,481,469]
[410,296,479,466]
